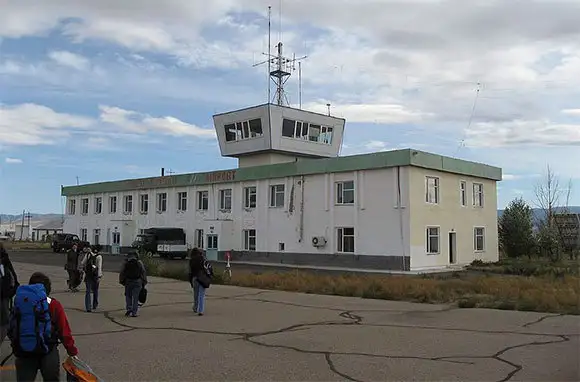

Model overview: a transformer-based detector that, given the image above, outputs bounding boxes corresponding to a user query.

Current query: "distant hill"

[497,206,580,224]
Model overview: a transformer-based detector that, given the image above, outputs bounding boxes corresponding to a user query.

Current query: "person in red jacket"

[13,272,79,382]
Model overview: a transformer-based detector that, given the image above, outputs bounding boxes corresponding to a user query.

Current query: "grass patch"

[468,257,579,277]
[3,241,51,250]
[143,260,579,315]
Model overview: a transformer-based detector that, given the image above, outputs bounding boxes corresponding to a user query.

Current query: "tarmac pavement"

[1,262,579,381]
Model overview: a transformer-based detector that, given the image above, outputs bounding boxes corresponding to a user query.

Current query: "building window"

[197,191,208,210]
[474,227,485,251]
[93,229,100,245]
[112,231,120,245]
[80,228,87,242]
[281,118,333,144]
[426,227,440,254]
[140,194,149,214]
[68,199,76,215]
[460,181,467,207]
[219,189,232,211]
[109,196,117,214]
[243,229,256,251]
[244,186,257,209]
[425,176,439,204]
[336,180,355,205]
[93,197,102,214]
[337,227,355,253]
[123,195,133,214]
[156,192,167,212]
[81,198,89,215]
[177,192,187,211]
[270,184,285,208]
[473,183,484,207]
[195,229,204,248]
[224,119,263,142]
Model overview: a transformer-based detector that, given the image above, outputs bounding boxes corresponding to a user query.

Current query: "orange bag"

[62,356,104,382]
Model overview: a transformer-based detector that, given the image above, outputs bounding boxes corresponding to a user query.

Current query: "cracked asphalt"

[1,262,579,381]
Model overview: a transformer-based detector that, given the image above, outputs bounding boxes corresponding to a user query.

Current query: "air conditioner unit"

[312,236,327,247]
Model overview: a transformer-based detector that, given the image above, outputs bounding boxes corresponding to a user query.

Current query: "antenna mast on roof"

[253,3,307,107]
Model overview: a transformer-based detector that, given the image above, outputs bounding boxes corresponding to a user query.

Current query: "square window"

[426,227,440,254]
[336,180,355,204]
[426,177,439,204]
[219,189,232,210]
[270,184,285,207]
[337,227,355,253]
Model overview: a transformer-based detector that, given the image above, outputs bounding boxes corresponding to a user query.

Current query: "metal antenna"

[253,4,307,106]
[299,61,302,109]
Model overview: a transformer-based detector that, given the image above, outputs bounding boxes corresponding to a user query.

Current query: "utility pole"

[19,209,25,240]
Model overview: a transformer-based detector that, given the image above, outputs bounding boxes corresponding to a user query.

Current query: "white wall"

[63,167,410,258]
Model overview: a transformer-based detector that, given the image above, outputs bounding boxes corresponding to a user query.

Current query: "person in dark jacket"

[1,243,19,342]
[65,244,81,292]
[188,248,211,315]
[119,252,147,317]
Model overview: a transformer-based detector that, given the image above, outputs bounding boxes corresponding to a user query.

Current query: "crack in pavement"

[522,313,566,328]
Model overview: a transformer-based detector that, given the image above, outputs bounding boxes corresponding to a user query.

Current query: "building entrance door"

[449,232,457,264]
[206,234,218,261]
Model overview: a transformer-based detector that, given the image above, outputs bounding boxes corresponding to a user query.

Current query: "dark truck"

[51,233,90,253]
[131,227,188,259]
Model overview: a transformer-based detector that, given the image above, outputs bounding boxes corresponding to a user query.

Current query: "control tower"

[212,7,345,168]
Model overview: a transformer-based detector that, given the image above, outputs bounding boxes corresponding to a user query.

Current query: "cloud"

[48,50,89,71]
[0,103,93,146]
[98,105,216,138]
[562,109,580,116]
[304,102,427,124]
[5,157,23,164]
[464,119,580,148]
[0,103,215,147]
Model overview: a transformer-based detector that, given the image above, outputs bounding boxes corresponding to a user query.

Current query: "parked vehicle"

[131,228,188,259]
[52,233,90,253]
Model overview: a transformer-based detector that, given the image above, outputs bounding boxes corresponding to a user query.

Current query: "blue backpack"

[9,284,55,357]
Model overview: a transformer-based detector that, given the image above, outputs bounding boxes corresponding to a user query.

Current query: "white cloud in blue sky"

[1,0,580,214]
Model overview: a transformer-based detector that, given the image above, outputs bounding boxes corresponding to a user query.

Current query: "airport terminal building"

[62,103,502,271]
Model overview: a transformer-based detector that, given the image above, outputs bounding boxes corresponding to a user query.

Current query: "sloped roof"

[33,218,64,231]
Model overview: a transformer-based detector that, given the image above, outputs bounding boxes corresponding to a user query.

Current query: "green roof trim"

[61,149,502,196]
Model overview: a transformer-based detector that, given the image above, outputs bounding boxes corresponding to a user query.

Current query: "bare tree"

[534,165,575,262]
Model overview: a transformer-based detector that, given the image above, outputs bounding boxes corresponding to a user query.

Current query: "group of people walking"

[0,243,213,381]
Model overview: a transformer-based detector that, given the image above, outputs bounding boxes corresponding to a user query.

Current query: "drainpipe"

[396,166,408,271]
[299,176,305,242]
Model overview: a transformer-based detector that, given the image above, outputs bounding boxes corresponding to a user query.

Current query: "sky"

[1,0,579,215]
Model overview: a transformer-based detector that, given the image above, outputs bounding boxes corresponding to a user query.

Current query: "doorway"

[206,234,218,261]
[448,232,457,264]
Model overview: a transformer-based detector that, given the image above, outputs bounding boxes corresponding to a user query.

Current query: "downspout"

[299,176,305,242]
[397,166,408,271]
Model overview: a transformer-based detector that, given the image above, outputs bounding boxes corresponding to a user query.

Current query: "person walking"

[8,272,79,381]
[119,252,147,317]
[79,247,102,312]
[188,248,213,316]
[1,243,19,342]
[65,244,81,292]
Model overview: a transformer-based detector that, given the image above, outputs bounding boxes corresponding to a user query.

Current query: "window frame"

[269,184,285,208]
[156,192,167,212]
[80,228,88,242]
[140,194,149,214]
[81,198,89,215]
[243,229,256,251]
[335,180,355,205]
[474,227,485,252]
[197,190,209,211]
[219,188,232,211]
[426,226,440,255]
[243,186,257,209]
[425,176,440,204]
[68,199,76,215]
[109,196,117,214]
[336,227,355,253]
[460,180,467,207]
[177,191,188,211]
[123,195,133,214]
[473,183,484,207]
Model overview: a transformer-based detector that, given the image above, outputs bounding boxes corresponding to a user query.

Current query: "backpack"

[125,258,141,280]
[203,259,214,277]
[84,255,99,280]
[8,284,55,357]
[0,263,17,300]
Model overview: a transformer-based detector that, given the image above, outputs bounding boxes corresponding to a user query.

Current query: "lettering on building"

[127,176,176,190]
[205,170,236,183]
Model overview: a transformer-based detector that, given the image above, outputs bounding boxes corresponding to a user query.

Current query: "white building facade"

[62,104,502,271]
